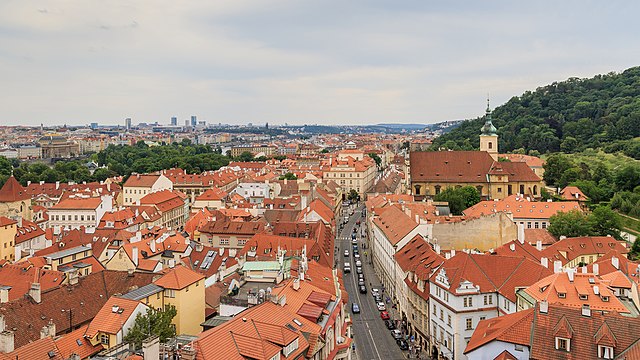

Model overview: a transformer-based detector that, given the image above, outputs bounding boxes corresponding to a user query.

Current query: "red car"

[356,220,361,225]
[380,311,390,320]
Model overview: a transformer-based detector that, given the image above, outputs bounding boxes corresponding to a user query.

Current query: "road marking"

[365,323,383,360]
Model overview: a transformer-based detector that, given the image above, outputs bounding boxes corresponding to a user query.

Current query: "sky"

[1,1,639,127]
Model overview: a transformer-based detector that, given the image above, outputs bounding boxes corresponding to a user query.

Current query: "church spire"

[481,96,497,136]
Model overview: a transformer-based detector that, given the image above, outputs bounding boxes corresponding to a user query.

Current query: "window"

[527,222,532,229]
[58,258,63,265]
[165,289,175,298]
[447,314,451,326]
[465,318,473,330]
[433,304,436,315]
[556,337,570,351]
[100,334,110,345]
[480,316,486,321]
[488,142,493,149]
[515,344,524,352]
[484,295,488,305]
[535,222,539,229]
[220,238,229,246]
[497,187,502,193]
[599,345,614,359]
[435,185,441,195]
[464,297,473,307]
[440,309,443,320]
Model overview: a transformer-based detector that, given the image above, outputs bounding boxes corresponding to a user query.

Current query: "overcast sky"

[1,1,639,127]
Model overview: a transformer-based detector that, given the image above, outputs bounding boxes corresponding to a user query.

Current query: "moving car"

[385,320,396,330]
[373,294,383,302]
[344,249,349,257]
[344,262,351,273]
[380,311,390,320]
[356,220,361,225]
[391,329,403,340]
[376,302,386,311]
[359,285,367,294]
[396,339,409,350]
[352,303,360,314]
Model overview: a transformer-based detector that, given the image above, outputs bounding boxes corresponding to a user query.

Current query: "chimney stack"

[29,283,41,304]
[541,257,548,268]
[517,223,525,244]
[0,287,8,303]
[540,300,548,314]
[612,257,620,270]
[553,261,562,274]
[132,246,139,266]
[567,269,574,282]
[593,263,599,275]
[536,240,542,251]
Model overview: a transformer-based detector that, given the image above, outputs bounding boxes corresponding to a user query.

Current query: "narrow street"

[337,203,408,360]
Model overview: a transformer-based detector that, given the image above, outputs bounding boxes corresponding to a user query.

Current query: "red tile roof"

[15,219,46,244]
[0,270,156,347]
[195,187,228,201]
[0,336,62,360]
[0,264,65,301]
[372,206,417,246]
[50,197,103,210]
[560,186,589,201]
[0,176,30,202]
[55,324,103,359]
[154,265,204,290]
[410,151,495,183]
[431,253,552,302]
[464,196,581,220]
[123,173,163,188]
[465,308,534,354]
[540,236,628,265]
[85,296,144,337]
[0,216,17,227]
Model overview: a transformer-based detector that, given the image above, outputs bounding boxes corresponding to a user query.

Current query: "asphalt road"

[337,204,407,360]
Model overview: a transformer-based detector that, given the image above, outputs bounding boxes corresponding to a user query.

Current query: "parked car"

[374,294,383,302]
[371,288,380,297]
[344,250,349,257]
[385,320,396,330]
[344,263,351,273]
[380,311,390,320]
[352,303,360,314]
[356,267,362,274]
[351,233,357,240]
[355,260,362,267]
[356,220,361,225]
[357,273,364,281]
[396,339,409,350]
[376,302,386,311]
[391,329,403,340]
[358,279,365,287]
[354,253,360,260]
[359,285,367,294]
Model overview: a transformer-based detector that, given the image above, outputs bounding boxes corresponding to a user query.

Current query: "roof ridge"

[467,254,498,290]
[497,257,526,291]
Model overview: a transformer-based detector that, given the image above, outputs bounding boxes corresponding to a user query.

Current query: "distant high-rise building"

[170,116,177,126]
[191,115,197,127]
[125,118,132,130]
[90,122,98,129]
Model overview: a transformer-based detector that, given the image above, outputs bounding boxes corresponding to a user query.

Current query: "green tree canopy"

[124,305,177,349]
[279,172,297,180]
[434,186,481,215]
[368,153,382,168]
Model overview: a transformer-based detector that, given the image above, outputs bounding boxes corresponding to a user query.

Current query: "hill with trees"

[431,66,640,159]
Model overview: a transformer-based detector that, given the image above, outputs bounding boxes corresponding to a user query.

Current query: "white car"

[344,250,349,257]
[355,260,362,267]
[377,302,386,311]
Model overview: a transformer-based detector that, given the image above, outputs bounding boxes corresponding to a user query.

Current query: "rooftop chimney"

[132,246,139,266]
[509,243,516,252]
[517,223,525,244]
[536,240,542,251]
[553,261,562,274]
[612,257,619,270]
[112,305,119,313]
[541,257,548,268]
[0,287,8,303]
[581,304,591,317]
[567,269,575,282]
[593,263,599,275]
[69,269,79,286]
[292,278,300,291]
[540,300,548,314]
[581,266,587,274]
[29,283,41,304]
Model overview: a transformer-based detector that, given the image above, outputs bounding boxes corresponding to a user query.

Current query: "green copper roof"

[481,99,498,136]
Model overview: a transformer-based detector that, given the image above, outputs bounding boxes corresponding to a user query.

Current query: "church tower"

[479,98,499,160]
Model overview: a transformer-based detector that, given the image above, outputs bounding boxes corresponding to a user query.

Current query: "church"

[410,102,543,200]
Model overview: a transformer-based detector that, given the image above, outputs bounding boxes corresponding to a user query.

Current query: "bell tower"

[479,98,499,160]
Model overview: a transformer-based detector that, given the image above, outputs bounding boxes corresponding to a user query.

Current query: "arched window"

[476,186,483,194]
[488,142,493,149]
[533,185,538,195]
[414,185,422,195]
[434,185,441,195]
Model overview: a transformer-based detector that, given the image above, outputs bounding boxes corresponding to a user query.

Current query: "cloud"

[0,0,639,126]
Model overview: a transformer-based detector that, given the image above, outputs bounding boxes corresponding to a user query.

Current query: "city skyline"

[2,1,639,126]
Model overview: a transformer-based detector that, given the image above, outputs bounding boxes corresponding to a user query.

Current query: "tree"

[238,151,254,162]
[614,164,640,192]
[347,189,359,202]
[320,148,330,153]
[630,238,640,261]
[124,305,177,349]
[589,206,622,239]
[434,186,481,215]
[548,210,592,238]
[279,172,297,180]
[543,154,574,188]
[368,153,382,169]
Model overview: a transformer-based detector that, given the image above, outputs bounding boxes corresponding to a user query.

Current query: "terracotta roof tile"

[464,195,581,220]
[0,176,30,202]
[465,308,534,353]
[85,296,144,338]
[153,265,204,290]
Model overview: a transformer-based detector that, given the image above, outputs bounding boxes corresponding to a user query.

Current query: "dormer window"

[598,345,614,359]
[558,292,566,298]
[556,337,570,351]
[601,296,610,302]
[579,294,588,300]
